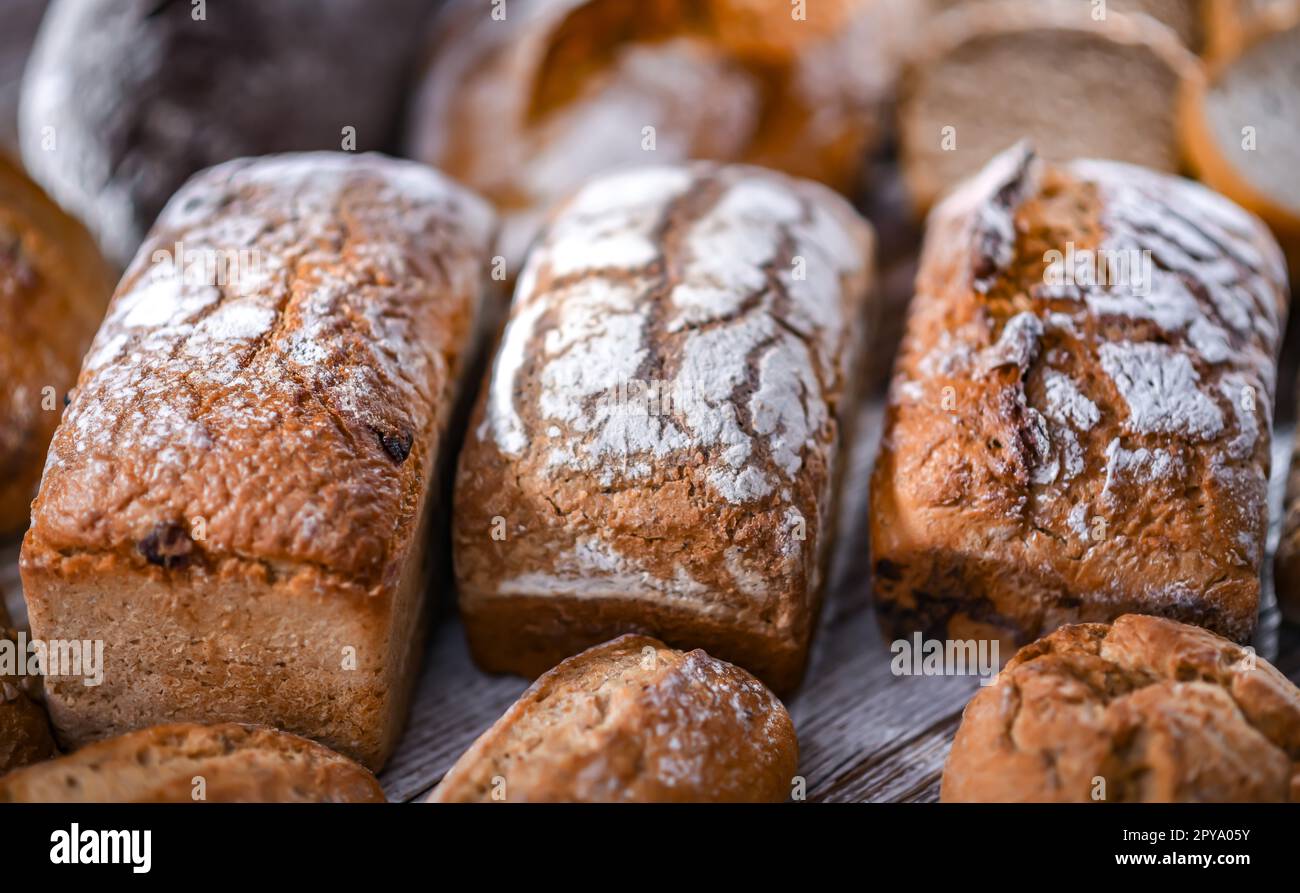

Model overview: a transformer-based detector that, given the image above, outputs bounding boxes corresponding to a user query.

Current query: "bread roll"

[942,614,1300,802]
[0,154,113,537]
[871,144,1289,650]
[20,152,496,770]
[900,1,1200,212]
[453,163,875,693]
[0,722,384,803]
[429,635,797,803]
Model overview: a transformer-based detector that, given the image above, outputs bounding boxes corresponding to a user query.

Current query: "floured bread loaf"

[942,614,1300,802]
[405,0,916,266]
[871,144,1289,650]
[1181,2,1300,271]
[20,152,496,770]
[453,163,876,693]
[900,1,1200,211]
[0,723,384,803]
[429,635,797,803]
[0,595,57,775]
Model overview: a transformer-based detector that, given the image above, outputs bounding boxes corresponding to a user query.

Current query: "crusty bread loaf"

[941,614,1300,802]
[0,722,384,803]
[429,635,797,802]
[1181,2,1300,272]
[20,152,496,770]
[900,1,1200,212]
[405,0,916,266]
[0,154,114,537]
[453,163,875,694]
[871,144,1289,651]
[0,595,57,774]
[20,0,438,267]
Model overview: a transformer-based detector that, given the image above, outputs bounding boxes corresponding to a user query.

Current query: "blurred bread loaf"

[0,723,384,803]
[0,153,113,538]
[1204,0,1298,59]
[927,0,1209,52]
[0,0,46,159]
[0,595,57,775]
[900,0,1200,211]
[429,635,797,803]
[20,0,437,267]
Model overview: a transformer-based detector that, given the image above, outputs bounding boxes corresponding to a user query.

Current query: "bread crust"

[871,144,1289,650]
[20,152,496,769]
[453,163,875,694]
[941,614,1300,802]
[429,634,797,802]
[0,722,384,803]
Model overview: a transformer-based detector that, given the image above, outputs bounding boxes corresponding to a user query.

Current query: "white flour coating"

[979,312,1042,372]
[1098,341,1224,440]
[1067,503,1089,539]
[1101,437,1183,498]
[937,141,1037,294]
[1042,370,1100,431]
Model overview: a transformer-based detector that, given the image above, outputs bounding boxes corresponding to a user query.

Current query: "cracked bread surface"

[0,722,384,803]
[453,162,875,693]
[941,614,1300,802]
[871,143,1289,651]
[429,634,796,802]
[20,151,496,769]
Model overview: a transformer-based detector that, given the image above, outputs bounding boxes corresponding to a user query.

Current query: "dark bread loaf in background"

[0,594,57,775]
[429,635,797,803]
[0,722,385,803]
[0,153,113,538]
[20,0,439,267]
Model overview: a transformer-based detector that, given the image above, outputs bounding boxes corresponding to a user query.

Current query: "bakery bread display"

[1181,1,1300,271]
[429,635,797,803]
[19,152,496,770]
[0,153,114,538]
[0,595,57,774]
[0,722,385,803]
[20,0,438,267]
[941,614,1300,802]
[900,1,1200,212]
[405,0,916,266]
[453,163,875,693]
[871,143,1289,650]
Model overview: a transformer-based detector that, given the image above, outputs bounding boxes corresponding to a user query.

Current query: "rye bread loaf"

[900,1,1200,212]
[19,152,496,770]
[20,0,438,267]
[0,595,57,774]
[453,163,876,694]
[871,144,1289,651]
[429,635,797,803]
[0,154,114,537]
[405,0,916,266]
[0,722,384,803]
[941,614,1300,802]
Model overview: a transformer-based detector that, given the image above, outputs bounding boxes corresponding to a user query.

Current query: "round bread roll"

[0,722,386,803]
[0,154,113,537]
[942,614,1300,802]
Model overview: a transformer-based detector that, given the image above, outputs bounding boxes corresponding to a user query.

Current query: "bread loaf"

[926,0,1210,52]
[19,152,496,770]
[900,1,1200,212]
[0,722,384,803]
[871,143,1289,650]
[941,614,1300,802]
[0,595,57,774]
[429,635,797,803]
[405,0,914,266]
[0,154,114,537]
[20,0,438,267]
[453,163,875,694]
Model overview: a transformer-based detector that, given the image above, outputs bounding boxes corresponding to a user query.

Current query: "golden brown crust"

[0,722,384,803]
[430,635,797,803]
[941,614,1300,802]
[0,155,113,537]
[871,145,1289,649]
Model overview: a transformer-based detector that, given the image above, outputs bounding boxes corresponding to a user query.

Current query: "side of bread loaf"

[900,1,1200,212]
[941,614,1300,802]
[0,722,384,803]
[0,154,114,537]
[871,143,1289,650]
[429,634,797,802]
[453,163,875,694]
[20,152,495,770]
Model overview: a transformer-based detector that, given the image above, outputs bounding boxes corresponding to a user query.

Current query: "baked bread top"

[22,152,494,595]
[942,614,1300,802]
[0,722,385,803]
[430,635,798,802]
